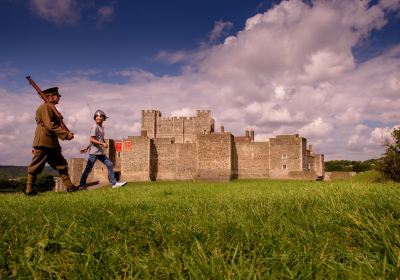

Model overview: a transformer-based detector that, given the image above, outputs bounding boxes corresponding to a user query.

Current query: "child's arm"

[79,136,107,154]
[90,136,108,148]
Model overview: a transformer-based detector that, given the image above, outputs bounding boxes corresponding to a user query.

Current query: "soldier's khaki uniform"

[26,102,75,193]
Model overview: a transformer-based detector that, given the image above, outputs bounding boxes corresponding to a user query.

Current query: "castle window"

[281,154,287,160]
[117,152,121,158]
[307,163,311,170]
[203,130,207,134]
[283,164,287,169]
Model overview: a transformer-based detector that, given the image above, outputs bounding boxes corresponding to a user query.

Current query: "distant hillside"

[0,165,57,179]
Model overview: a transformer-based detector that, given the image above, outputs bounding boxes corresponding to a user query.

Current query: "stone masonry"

[68,110,325,183]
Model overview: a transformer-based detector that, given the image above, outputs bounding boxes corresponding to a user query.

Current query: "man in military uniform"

[25,87,79,196]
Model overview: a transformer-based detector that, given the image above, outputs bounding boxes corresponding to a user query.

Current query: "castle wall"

[307,153,315,172]
[269,135,307,179]
[183,118,196,143]
[234,141,269,178]
[67,158,89,185]
[157,118,174,139]
[314,154,325,177]
[195,133,233,181]
[120,136,151,181]
[175,143,197,180]
[287,170,317,180]
[151,138,177,180]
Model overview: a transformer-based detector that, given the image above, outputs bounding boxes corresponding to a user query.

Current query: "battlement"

[275,134,300,139]
[142,110,161,117]
[196,110,211,116]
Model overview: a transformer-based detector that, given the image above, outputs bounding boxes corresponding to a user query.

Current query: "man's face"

[95,114,105,124]
[48,93,61,104]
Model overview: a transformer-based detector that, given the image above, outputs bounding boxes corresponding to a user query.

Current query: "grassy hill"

[0,175,399,278]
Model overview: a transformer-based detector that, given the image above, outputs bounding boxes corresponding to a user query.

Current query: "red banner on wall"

[115,141,122,152]
[124,140,132,151]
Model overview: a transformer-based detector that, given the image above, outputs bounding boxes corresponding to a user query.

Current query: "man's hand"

[66,132,74,140]
[103,142,109,149]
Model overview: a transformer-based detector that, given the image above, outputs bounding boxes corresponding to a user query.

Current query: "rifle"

[26,76,71,133]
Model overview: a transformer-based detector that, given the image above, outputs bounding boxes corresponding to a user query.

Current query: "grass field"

[1,173,399,279]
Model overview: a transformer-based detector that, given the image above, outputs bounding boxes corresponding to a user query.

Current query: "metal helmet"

[93,109,107,120]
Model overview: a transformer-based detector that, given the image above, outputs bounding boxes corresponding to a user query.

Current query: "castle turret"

[141,110,161,139]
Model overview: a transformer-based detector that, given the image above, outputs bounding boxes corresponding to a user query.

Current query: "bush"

[0,179,24,192]
[34,175,56,193]
[0,175,55,193]
[376,127,400,183]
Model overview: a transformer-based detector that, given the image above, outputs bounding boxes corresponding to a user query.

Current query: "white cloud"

[29,1,115,26]
[371,126,396,143]
[346,125,397,153]
[2,0,400,165]
[115,69,157,83]
[170,108,197,117]
[379,0,400,11]
[299,118,333,138]
[208,20,234,44]
[29,0,80,25]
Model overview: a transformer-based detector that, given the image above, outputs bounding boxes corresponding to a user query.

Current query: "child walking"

[79,109,127,189]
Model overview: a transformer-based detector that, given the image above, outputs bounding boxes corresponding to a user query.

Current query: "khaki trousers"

[28,147,68,174]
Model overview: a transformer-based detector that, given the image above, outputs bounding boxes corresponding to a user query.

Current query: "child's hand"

[103,143,108,149]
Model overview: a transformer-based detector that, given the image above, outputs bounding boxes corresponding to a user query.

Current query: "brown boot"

[25,173,38,196]
[59,169,79,192]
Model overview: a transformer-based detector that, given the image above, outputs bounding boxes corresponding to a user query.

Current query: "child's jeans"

[79,154,117,187]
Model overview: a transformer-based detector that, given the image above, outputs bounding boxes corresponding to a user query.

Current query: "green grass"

[1,177,399,279]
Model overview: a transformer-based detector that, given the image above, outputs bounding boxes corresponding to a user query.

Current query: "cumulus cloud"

[170,108,197,117]
[3,0,400,165]
[347,125,398,153]
[299,118,333,138]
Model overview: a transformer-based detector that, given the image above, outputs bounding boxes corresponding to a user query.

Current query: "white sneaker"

[112,181,127,188]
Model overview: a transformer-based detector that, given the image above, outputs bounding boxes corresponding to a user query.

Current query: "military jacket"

[32,103,69,149]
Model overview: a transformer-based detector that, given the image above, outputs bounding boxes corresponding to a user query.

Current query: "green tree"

[376,127,400,182]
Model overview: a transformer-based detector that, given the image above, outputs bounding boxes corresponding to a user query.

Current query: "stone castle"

[68,110,324,184]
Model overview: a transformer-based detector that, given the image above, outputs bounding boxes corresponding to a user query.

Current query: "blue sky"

[0,0,276,84]
[1,0,400,165]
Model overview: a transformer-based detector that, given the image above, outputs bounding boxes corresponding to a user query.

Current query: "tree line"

[325,159,377,172]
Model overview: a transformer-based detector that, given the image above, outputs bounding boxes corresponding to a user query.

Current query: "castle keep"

[68,110,324,183]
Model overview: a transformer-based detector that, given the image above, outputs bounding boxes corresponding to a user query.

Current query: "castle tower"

[141,110,161,139]
[140,109,215,144]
